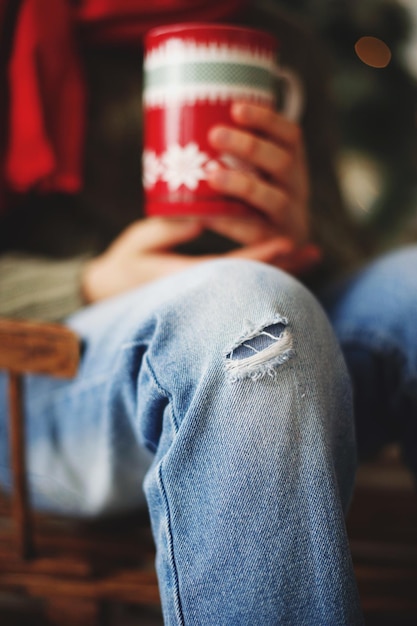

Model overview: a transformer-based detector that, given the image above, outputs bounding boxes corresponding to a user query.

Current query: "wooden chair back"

[0,318,159,626]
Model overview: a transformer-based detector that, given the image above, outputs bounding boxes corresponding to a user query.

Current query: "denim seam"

[143,354,185,624]
[157,461,186,626]
[144,354,181,433]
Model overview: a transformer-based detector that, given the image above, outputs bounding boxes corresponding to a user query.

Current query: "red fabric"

[2,0,245,206]
[75,0,246,43]
[5,0,85,196]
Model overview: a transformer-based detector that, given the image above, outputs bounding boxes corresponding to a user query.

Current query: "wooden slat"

[0,570,160,605]
[0,555,93,577]
[0,318,80,378]
[347,453,417,624]
[0,501,155,563]
[8,372,33,560]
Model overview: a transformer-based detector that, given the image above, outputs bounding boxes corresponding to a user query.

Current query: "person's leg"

[0,258,362,625]
[321,245,417,477]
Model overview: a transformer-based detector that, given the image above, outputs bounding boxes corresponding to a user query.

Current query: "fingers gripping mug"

[142,23,303,217]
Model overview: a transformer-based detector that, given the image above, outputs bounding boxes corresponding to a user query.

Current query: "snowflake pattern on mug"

[143,150,161,189]
[161,143,210,191]
[143,143,255,192]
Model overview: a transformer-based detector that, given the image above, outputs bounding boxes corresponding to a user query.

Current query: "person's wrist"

[81,257,102,304]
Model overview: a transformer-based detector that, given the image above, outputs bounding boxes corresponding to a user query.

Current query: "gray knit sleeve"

[0,254,89,322]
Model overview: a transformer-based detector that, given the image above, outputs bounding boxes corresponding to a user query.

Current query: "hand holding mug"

[81,216,319,303]
[206,100,311,247]
[142,23,304,219]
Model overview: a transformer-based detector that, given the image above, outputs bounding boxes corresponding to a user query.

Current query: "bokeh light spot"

[354,36,392,68]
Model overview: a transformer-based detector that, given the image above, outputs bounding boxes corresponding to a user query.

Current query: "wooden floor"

[0,593,164,626]
[347,447,417,625]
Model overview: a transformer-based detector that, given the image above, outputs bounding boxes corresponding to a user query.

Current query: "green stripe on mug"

[144,62,274,91]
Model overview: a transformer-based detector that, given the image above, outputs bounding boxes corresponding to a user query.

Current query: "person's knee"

[134,259,356,511]
[152,258,347,389]
[148,259,356,508]
[325,245,417,347]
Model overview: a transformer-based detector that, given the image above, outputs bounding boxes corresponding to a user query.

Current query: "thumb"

[121,218,204,252]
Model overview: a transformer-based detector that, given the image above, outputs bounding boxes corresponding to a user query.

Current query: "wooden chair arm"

[0,318,80,378]
[0,318,81,559]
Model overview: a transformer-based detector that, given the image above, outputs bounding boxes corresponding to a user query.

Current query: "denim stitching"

[157,460,186,626]
[144,354,185,624]
[144,354,181,433]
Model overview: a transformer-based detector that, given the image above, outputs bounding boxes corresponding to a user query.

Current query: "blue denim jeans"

[321,244,417,478]
[1,258,365,624]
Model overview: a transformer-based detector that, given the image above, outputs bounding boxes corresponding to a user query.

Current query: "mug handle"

[275,66,304,122]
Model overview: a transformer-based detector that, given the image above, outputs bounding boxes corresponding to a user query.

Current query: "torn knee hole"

[228,323,286,359]
[225,320,294,382]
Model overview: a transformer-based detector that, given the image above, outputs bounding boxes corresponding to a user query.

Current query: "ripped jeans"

[0,258,363,625]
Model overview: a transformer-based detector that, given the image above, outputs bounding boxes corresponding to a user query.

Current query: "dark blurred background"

[277,0,417,252]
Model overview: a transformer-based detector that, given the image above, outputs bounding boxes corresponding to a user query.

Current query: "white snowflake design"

[160,143,210,191]
[143,143,255,192]
[142,149,162,189]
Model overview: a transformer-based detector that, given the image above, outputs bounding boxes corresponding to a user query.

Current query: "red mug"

[143,23,303,218]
